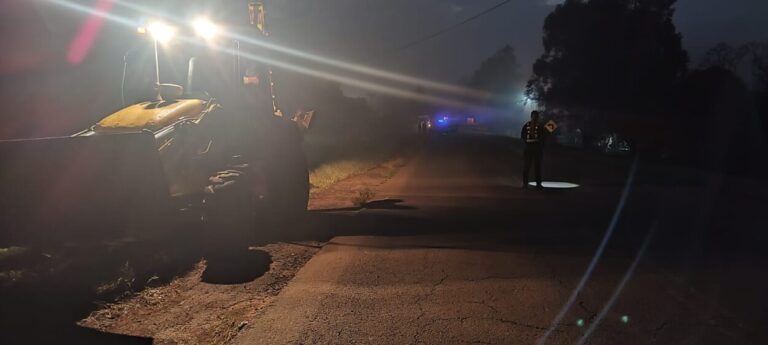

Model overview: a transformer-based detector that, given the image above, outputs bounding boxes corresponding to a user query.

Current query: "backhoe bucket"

[0,132,172,247]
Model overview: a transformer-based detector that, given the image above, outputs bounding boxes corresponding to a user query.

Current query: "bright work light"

[147,21,176,44]
[193,18,219,40]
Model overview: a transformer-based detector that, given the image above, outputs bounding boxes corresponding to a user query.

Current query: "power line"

[388,0,514,54]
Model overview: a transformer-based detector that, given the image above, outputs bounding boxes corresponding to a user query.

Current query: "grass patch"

[352,188,376,207]
[0,247,28,262]
[381,157,407,178]
[309,155,408,191]
[305,132,409,191]
[309,159,381,190]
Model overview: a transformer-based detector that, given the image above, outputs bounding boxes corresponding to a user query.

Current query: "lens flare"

[66,0,114,65]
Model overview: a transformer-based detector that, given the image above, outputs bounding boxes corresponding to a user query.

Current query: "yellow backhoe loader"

[0,1,310,248]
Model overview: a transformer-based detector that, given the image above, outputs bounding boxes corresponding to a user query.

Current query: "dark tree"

[743,41,768,135]
[699,43,748,72]
[743,41,768,92]
[467,45,520,105]
[526,0,688,113]
[673,66,760,170]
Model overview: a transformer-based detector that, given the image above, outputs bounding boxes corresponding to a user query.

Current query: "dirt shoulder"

[77,150,412,344]
[79,242,321,345]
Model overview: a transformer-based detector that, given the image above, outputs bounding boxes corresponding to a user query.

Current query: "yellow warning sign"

[545,120,558,133]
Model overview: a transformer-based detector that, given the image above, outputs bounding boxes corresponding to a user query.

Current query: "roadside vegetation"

[301,106,409,191]
[307,148,406,191]
[352,188,377,207]
[310,159,385,190]
[524,0,767,174]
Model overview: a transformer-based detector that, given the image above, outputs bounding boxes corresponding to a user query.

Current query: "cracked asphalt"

[234,134,767,344]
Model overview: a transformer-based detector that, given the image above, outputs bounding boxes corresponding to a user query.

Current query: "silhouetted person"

[521,111,544,189]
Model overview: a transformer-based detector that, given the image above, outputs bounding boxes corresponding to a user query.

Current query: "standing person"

[521,111,545,189]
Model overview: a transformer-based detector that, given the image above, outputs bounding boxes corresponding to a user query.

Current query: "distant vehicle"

[432,113,478,134]
[0,2,309,248]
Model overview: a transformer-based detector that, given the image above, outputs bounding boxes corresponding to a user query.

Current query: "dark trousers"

[523,144,543,187]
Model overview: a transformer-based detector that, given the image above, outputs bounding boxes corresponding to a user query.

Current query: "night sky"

[0,0,766,137]
[2,0,767,83]
[266,0,768,86]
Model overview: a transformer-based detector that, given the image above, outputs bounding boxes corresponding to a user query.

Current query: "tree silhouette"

[467,45,520,105]
[673,66,761,170]
[743,41,768,92]
[743,41,768,135]
[526,0,688,113]
[699,43,748,72]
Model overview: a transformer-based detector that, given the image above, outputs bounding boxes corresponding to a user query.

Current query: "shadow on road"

[1,228,221,343]
[0,259,156,344]
[362,199,417,210]
[311,198,417,212]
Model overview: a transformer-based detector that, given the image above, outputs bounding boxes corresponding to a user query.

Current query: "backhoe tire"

[266,152,309,217]
[263,119,309,228]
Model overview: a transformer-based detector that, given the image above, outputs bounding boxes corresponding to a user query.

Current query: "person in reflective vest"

[521,110,545,189]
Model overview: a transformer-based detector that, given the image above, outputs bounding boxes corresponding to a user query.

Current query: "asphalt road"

[235,133,767,345]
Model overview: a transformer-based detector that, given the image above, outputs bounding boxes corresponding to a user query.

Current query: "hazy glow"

[192,18,219,40]
[105,0,495,100]
[197,38,491,111]
[520,92,538,110]
[49,0,497,112]
[226,31,495,99]
[147,21,176,44]
[528,181,580,189]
